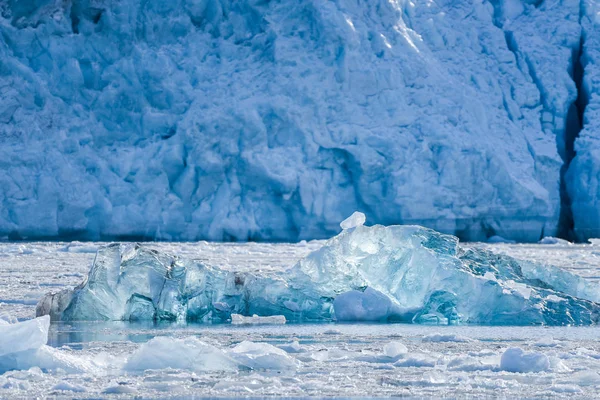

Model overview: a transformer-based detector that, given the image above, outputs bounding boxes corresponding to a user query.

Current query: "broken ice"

[38,214,600,326]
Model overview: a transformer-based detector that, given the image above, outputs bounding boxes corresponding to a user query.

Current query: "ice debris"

[231,314,286,325]
[500,348,550,373]
[125,337,238,372]
[340,211,366,230]
[0,316,95,374]
[229,341,298,370]
[38,214,600,325]
[383,342,408,358]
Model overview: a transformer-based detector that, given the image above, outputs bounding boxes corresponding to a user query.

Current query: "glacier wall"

[566,0,600,241]
[0,0,596,242]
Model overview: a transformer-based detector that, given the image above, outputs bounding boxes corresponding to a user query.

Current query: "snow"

[0,0,598,243]
[37,220,600,325]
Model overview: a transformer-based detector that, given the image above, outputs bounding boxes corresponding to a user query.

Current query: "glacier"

[0,0,598,242]
[37,214,600,325]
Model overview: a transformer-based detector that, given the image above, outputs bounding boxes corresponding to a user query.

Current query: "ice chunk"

[125,337,238,372]
[421,334,472,343]
[0,316,96,374]
[0,316,50,357]
[394,354,438,368]
[340,212,366,230]
[231,314,286,325]
[383,342,408,358]
[500,348,550,373]
[52,382,87,393]
[539,237,571,245]
[39,222,600,326]
[229,341,298,370]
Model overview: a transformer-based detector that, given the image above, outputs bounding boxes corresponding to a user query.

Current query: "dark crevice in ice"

[558,20,588,240]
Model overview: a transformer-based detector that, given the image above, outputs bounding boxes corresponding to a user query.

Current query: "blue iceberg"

[38,214,600,326]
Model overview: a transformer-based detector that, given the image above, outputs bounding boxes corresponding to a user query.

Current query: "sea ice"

[500,347,550,373]
[229,341,298,370]
[231,314,286,325]
[0,316,50,357]
[0,315,96,374]
[125,337,238,372]
[38,214,600,326]
[383,342,408,358]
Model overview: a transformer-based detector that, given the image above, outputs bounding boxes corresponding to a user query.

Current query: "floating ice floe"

[0,316,95,374]
[125,337,238,372]
[38,213,600,325]
[231,314,286,325]
[500,348,550,373]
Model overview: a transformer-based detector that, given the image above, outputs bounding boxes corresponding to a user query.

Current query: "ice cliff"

[0,0,598,242]
[37,215,600,325]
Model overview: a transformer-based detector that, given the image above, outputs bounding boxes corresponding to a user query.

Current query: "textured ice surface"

[1,0,598,242]
[38,218,600,325]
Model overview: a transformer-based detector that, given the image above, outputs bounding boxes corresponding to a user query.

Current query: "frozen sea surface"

[1,241,600,398]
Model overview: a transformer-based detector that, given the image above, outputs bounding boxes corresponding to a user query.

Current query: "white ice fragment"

[278,341,305,353]
[394,354,437,368]
[539,237,571,245]
[500,347,550,373]
[231,314,286,325]
[383,341,408,358]
[534,336,559,347]
[125,337,238,372]
[52,382,87,392]
[421,333,472,343]
[0,316,50,357]
[229,341,298,370]
[340,212,366,230]
[571,370,600,386]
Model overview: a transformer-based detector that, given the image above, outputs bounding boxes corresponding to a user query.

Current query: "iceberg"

[38,214,600,326]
